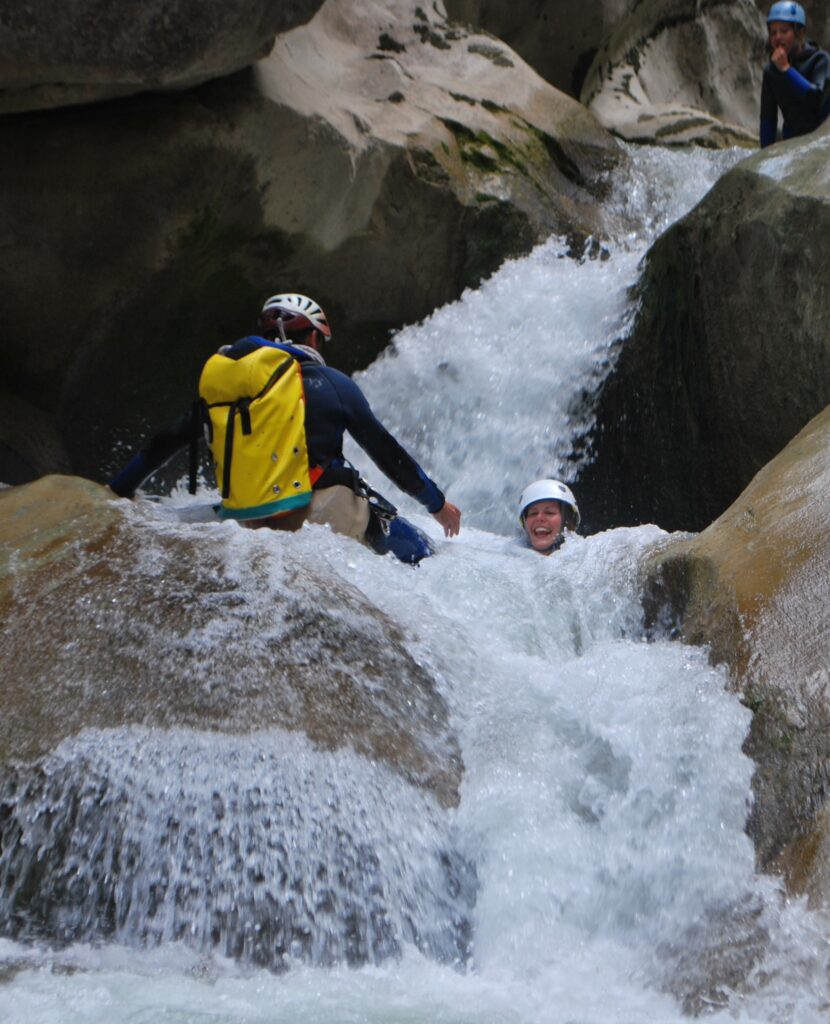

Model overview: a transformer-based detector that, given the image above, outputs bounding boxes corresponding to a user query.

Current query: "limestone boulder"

[576,127,830,535]
[254,0,620,288]
[0,475,462,808]
[0,0,622,488]
[642,404,830,903]
[0,0,325,114]
[580,0,766,148]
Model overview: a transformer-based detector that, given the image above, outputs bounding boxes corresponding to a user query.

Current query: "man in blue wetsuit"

[760,2,830,147]
[110,292,461,564]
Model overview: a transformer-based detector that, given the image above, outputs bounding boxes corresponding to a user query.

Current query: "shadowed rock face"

[0,0,621,488]
[443,0,632,99]
[577,130,830,535]
[642,403,830,903]
[0,475,462,808]
[0,0,326,114]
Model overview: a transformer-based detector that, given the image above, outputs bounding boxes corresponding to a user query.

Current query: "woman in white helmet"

[517,479,580,555]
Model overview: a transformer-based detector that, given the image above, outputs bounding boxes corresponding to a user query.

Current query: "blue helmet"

[766,2,806,26]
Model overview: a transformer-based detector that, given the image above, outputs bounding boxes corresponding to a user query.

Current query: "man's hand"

[432,501,461,538]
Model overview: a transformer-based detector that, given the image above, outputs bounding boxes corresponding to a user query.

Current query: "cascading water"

[343,144,746,534]
[3,143,830,1023]
[0,728,473,968]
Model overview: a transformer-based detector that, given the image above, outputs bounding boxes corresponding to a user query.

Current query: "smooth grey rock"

[577,128,830,534]
[581,0,766,148]
[0,0,325,113]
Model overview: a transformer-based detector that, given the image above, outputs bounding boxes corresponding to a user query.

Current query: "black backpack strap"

[220,398,252,499]
[253,356,293,401]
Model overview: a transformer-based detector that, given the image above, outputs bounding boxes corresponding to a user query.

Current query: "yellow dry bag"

[198,345,313,521]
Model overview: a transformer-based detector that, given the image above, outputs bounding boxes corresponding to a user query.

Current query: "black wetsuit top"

[760,41,830,146]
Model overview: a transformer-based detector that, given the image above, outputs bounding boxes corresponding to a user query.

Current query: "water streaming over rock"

[0,728,473,967]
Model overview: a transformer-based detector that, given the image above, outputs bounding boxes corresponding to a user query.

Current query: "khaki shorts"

[306,485,370,540]
[242,485,370,540]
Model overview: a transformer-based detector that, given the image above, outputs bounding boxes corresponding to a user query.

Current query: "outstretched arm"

[334,371,461,530]
[108,410,193,497]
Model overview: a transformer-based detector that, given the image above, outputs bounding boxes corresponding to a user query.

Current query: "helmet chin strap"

[276,318,288,344]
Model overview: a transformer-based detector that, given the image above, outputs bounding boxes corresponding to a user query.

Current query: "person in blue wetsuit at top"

[109,292,461,564]
[517,479,580,555]
[760,2,830,148]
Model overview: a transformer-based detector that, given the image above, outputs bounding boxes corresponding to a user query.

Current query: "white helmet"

[259,292,332,340]
[518,479,580,530]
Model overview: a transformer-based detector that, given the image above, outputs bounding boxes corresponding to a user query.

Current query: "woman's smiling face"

[523,500,564,553]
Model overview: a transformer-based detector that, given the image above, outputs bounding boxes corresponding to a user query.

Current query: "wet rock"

[0,729,475,967]
[0,475,474,966]
[0,475,463,808]
[642,404,830,902]
[578,129,830,535]
[657,896,769,1015]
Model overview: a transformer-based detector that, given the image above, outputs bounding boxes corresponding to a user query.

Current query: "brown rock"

[643,404,830,899]
[0,475,462,808]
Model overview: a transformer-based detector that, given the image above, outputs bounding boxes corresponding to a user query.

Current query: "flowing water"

[3,144,830,1022]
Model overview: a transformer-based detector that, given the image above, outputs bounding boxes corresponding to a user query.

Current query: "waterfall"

[3,144,830,1023]
[0,728,473,967]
